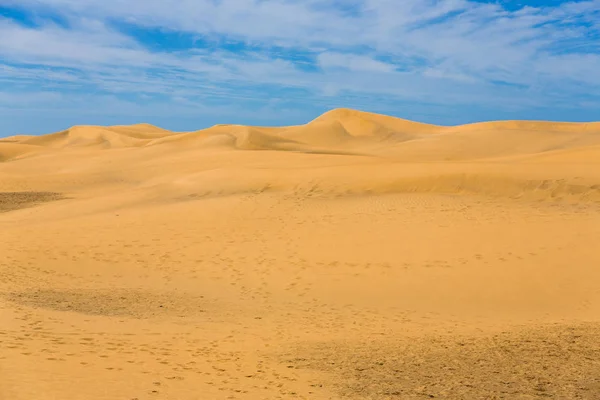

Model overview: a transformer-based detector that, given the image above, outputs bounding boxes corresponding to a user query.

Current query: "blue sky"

[1,0,599,136]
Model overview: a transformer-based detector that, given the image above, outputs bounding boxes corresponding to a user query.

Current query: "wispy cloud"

[1,0,599,135]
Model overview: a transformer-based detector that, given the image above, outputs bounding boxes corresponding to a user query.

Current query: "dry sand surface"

[1,108,600,399]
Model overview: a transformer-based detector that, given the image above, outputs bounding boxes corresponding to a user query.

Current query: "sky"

[0,0,599,136]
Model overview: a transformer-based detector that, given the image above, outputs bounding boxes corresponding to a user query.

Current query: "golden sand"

[1,109,599,399]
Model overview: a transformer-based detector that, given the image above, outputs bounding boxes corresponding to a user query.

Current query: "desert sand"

[1,108,600,399]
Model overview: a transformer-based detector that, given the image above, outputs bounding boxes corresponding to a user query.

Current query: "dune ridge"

[3,108,598,156]
[1,108,599,203]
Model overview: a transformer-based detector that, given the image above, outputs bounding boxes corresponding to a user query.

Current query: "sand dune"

[312,107,441,136]
[0,142,46,162]
[3,107,599,161]
[1,108,600,399]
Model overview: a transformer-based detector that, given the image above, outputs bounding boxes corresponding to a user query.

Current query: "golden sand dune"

[0,142,44,162]
[1,108,600,399]
[17,123,173,149]
[312,108,441,135]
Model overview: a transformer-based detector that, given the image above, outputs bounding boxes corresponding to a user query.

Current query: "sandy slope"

[1,108,600,399]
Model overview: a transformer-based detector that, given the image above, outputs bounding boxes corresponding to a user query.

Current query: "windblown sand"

[1,109,600,399]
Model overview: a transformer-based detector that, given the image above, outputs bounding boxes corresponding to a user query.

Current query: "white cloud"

[317,52,395,72]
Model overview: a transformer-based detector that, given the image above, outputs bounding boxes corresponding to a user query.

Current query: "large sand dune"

[1,108,600,399]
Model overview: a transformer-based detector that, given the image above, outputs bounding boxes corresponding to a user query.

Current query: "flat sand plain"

[1,109,600,399]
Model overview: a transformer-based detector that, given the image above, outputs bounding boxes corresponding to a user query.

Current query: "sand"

[1,108,600,399]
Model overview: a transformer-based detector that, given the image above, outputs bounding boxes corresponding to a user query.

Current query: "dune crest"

[1,108,599,202]
[3,107,598,158]
[311,107,441,135]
